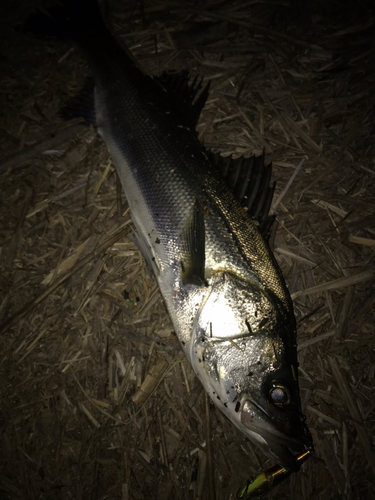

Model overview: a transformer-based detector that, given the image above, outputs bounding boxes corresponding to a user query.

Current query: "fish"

[25,0,313,471]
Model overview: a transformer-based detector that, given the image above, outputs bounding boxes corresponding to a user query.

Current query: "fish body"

[26,0,312,470]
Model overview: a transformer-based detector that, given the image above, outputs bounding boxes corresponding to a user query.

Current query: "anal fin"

[60,77,97,126]
[155,71,210,131]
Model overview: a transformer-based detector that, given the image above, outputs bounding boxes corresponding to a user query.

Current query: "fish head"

[189,271,313,471]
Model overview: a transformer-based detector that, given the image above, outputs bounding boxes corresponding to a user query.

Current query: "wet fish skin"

[25,0,313,471]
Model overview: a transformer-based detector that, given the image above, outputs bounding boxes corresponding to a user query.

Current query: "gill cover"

[190,271,282,401]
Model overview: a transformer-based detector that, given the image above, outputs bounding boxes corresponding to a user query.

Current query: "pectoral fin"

[180,199,206,286]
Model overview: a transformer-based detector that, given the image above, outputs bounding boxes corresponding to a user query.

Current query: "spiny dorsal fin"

[155,71,210,131]
[209,151,276,239]
[180,198,206,286]
[60,77,97,126]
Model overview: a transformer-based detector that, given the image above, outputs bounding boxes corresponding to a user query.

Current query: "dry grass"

[1,1,375,499]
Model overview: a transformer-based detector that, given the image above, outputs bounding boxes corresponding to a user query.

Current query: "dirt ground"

[1,1,375,499]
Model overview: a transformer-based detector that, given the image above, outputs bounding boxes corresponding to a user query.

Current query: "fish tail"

[24,0,106,43]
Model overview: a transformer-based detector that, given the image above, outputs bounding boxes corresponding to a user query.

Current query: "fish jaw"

[188,271,312,471]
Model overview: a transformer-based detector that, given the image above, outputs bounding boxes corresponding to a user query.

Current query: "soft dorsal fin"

[209,152,276,239]
[61,72,209,131]
[60,77,97,126]
[155,71,210,131]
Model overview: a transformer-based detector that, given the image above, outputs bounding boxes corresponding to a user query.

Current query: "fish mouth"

[240,398,309,471]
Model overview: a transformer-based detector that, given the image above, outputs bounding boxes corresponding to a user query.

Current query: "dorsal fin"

[155,71,210,131]
[209,152,276,239]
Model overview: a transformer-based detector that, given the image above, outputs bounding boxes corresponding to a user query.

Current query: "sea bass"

[26,0,313,471]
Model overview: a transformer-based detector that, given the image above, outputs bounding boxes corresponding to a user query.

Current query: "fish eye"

[269,384,290,406]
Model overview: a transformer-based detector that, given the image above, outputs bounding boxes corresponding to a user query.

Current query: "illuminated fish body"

[26,0,313,470]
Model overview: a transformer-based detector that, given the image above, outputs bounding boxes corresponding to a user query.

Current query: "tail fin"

[24,0,106,42]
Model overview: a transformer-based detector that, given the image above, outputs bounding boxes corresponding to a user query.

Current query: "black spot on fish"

[224,403,227,407]
[217,395,220,400]
[235,402,240,413]
[245,319,252,334]
[155,238,160,244]
[259,317,268,328]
